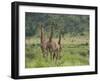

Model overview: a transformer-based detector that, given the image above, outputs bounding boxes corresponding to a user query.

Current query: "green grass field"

[25,35,89,68]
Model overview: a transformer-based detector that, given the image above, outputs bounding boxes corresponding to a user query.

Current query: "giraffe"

[40,23,48,58]
[46,24,62,60]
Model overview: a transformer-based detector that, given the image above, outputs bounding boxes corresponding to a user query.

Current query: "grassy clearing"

[25,35,89,68]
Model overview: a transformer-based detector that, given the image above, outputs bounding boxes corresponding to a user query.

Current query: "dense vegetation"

[25,12,89,68]
[25,12,89,37]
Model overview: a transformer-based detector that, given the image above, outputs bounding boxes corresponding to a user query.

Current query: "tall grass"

[25,35,89,68]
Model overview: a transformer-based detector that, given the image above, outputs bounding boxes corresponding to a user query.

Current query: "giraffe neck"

[58,31,61,45]
[41,27,45,43]
[49,26,53,42]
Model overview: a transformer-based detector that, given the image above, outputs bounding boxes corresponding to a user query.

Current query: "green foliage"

[25,36,89,68]
[25,12,89,68]
[25,13,89,37]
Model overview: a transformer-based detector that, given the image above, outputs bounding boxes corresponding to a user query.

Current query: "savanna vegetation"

[25,12,89,68]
